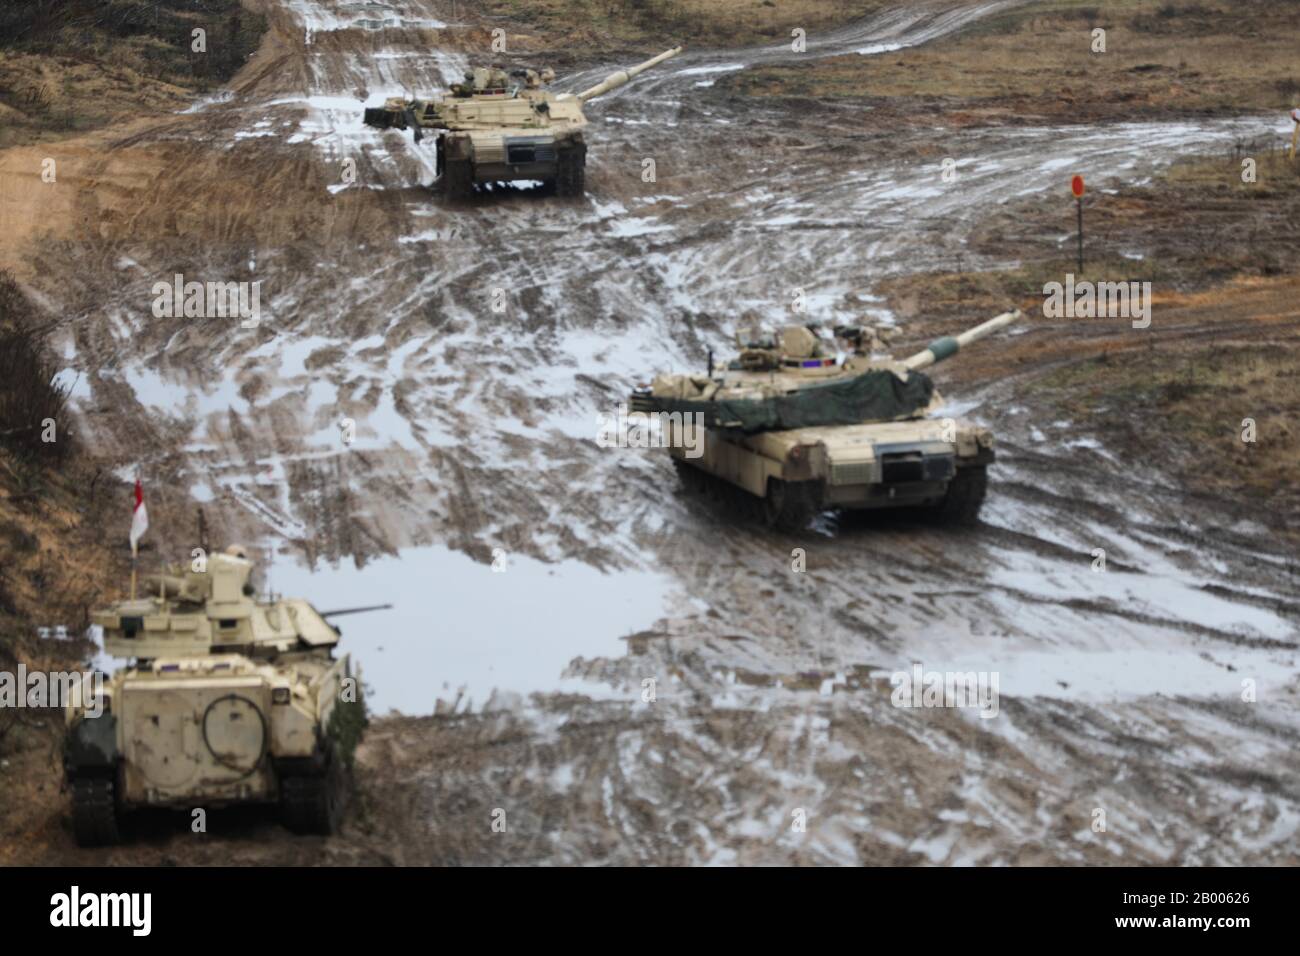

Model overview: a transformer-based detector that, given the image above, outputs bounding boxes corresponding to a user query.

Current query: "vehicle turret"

[91,546,341,660]
[632,310,1023,433]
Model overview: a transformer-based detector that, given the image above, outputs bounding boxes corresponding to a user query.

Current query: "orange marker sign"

[1071,176,1085,272]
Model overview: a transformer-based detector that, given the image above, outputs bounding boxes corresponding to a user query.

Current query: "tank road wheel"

[671,457,687,487]
[672,458,700,492]
[71,775,122,847]
[934,465,988,525]
[762,478,817,532]
[280,743,348,836]
[556,145,587,197]
[730,480,764,522]
[440,157,474,201]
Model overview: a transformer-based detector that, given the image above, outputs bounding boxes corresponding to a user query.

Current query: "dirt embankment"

[0,0,266,148]
[0,272,135,864]
[723,0,1300,125]
[877,147,1300,537]
[0,264,288,862]
[0,0,273,279]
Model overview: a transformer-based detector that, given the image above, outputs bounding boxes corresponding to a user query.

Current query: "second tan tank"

[631,311,1022,530]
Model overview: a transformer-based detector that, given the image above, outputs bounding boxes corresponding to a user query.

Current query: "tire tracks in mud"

[8,0,1299,864]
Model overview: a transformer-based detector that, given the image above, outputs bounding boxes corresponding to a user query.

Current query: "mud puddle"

[270,544,679,713]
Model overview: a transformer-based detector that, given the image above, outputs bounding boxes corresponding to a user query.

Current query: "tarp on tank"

[638,368,935,434]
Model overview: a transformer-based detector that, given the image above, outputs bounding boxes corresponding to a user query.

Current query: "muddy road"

[9,0,1298,864]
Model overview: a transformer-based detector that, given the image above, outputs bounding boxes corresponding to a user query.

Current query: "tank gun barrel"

[318,604,394,618]
[573,47,683,102]
[144,574,188,597]
[901,310,1022,371]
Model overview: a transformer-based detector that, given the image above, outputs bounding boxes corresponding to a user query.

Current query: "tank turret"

[632,310,1022,433]
[92,546,340,660]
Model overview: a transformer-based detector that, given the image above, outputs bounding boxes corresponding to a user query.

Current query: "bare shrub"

[0,272,74,468]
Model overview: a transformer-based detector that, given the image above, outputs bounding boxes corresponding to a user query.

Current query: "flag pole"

[129,474,148,601]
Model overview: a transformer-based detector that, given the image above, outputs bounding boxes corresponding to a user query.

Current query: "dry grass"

[723,0,1300,121]
[0,0,264,147]
[0,271,125,688]
[475,0,892,48]
[879,143,1300,324]
[1165,144,1300,195]
[0,51,193,147]
[1032,345,1300,504]
[0,274,75,471]
[875,144,1300,517]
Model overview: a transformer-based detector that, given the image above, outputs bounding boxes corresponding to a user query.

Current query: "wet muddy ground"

[4,0,1298,864]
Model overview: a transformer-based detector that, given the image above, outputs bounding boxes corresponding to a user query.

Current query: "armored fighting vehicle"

[631,311,1022,530]
[362,46,682,198]
[64,546,376,846]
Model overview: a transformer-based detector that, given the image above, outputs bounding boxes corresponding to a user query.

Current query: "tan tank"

[363,47,682,198]
[631,311,1022,530]
[63,546,381,845]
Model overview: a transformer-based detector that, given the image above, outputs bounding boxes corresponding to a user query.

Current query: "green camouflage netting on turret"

[641,368,935,434]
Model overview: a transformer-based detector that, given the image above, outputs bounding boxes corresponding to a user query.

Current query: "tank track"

[440,157,474,200]
[675,458,986,529]
[71,775,122,847]
[279,744,348,836]
[931,464,987,525]
[673,459,817,531]
[556,144,586,197]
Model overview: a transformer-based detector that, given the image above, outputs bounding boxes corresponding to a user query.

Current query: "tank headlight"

[272,687,290,705]
[790,445,804,460]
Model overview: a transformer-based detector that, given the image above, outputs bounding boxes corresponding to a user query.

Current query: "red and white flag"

[129,477,149,556]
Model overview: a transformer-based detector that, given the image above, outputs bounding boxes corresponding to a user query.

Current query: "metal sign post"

[1071,175,1086,274]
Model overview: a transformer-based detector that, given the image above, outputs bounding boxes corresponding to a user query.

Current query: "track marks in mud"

[12,0,1300,864]
[352,677,1300,865]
